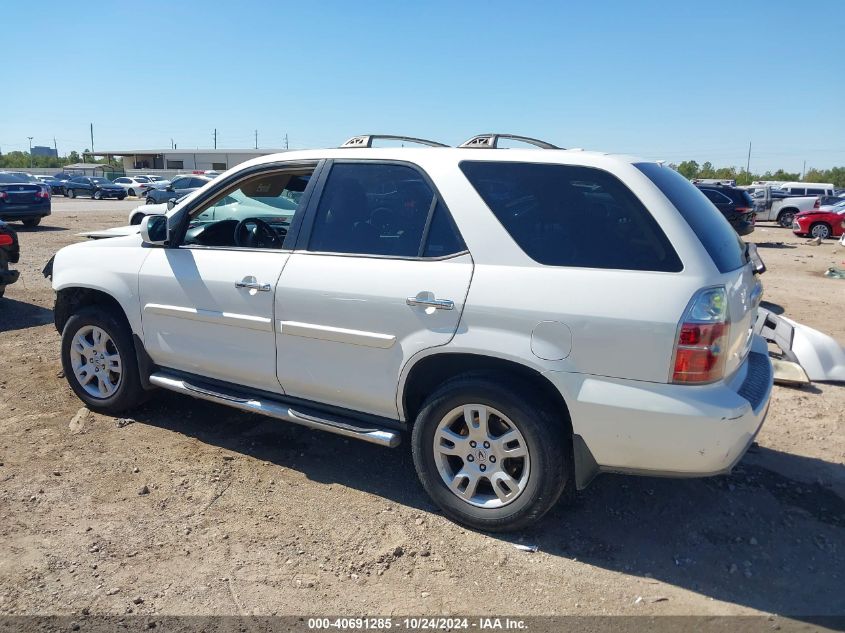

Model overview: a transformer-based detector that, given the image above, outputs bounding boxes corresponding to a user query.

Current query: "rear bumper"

[545,335,773,480]
[0,205,51,220]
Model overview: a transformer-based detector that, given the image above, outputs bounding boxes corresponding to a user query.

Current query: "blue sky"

[2,0,843,173]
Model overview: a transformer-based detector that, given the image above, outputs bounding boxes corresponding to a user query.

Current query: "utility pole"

[171,138,174,149]
[27,136,33,168]
[284,133,289,150]
[90,123,94,155]
[802,160,806,181]
[53,137,58,156]
[745,141,751,185]
[254,129,258,149]
[213,128,217,149]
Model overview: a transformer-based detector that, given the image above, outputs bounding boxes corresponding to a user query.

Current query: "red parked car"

[792,200,845,239]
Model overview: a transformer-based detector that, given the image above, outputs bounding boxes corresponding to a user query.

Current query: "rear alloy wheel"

[778,210,796,228]
[412,377,569,532]
[67,188,76,198]
[810,223,831,240]
[93,190,103,200]
[128,188,136,197]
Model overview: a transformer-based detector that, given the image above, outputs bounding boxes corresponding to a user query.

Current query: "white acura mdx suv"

[47,134,772,531]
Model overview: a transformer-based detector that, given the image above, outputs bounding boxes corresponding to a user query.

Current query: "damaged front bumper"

[755,308,845,382]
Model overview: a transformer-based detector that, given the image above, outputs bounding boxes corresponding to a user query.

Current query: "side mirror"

[140,214,168,246]
[166,185,174,191]
[167,198,178,210]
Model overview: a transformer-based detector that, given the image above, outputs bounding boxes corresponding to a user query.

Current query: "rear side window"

[636,163,745,273]
[460,161,681,272]
[308,162,465,258]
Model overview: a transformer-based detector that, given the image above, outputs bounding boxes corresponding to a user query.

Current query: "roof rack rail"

[340,135,449,149]
[459,133,562,150]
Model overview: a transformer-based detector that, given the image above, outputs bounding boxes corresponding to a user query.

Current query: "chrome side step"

[148,372,401,448]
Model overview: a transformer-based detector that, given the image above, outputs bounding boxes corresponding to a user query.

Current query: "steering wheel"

[234,217,283,249]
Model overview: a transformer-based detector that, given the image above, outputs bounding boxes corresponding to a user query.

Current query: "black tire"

[145,197,156,205]
[810,222,831,240]
[60,306,146,414]
[118,194,126,200]
[22,218,41,227]
[67,188,76,199]
[93,190,103,200]
[411,376,570,532]
[128,188,136,197]
[777,210,796,228]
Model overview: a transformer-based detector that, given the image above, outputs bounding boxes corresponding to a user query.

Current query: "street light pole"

[27,136,33,168]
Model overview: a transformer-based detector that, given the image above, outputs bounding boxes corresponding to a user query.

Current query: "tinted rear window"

[460,161,682,272]
[636,163,746,273]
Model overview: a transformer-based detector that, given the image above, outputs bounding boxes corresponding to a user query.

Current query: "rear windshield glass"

[635,163,746,273]
[460,161,682,272]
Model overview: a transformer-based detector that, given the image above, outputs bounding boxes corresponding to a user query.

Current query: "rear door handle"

[235,279,271,292]
[406,296,454,310]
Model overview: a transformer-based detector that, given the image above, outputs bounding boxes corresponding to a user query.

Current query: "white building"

[83,148,289,172]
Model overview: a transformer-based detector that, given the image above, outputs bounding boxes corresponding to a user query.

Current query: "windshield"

[135,176,151,183]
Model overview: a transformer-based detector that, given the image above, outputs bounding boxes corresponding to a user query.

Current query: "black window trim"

[167,159,325,252]
[459,159,684,274]
[294,158,469,262]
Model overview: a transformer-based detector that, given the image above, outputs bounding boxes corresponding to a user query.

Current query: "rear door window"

[636,162,745,273]
[460,161,681,272]
[308,162,465,258]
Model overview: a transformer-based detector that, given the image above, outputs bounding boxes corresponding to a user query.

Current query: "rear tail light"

[672,287,730,384]
[36,187,50,199]
[0,191,7,200]
[0,234,12,246]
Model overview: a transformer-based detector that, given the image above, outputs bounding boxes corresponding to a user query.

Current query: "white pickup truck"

[753,187,819,227]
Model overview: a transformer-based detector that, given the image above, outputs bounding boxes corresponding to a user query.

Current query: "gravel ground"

[0,198,843,619]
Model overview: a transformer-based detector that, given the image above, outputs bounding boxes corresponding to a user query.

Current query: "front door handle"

[406,295,454,310]
[235,278,271,292]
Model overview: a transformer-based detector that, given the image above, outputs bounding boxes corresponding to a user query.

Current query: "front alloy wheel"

[61,307,147,413]
[69,325,123,398]
[778,211,795,228]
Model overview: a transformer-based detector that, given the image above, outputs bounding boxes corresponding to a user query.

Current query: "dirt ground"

[0,198,843,619]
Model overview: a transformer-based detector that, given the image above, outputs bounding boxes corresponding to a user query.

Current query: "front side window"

[182,168,313,250]
[461,161,681,272]
[308,162,465,258]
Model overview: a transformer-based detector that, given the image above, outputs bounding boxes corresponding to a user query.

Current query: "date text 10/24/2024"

[307,617,527,630]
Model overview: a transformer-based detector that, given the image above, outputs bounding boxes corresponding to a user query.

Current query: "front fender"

[51,237,151,336]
